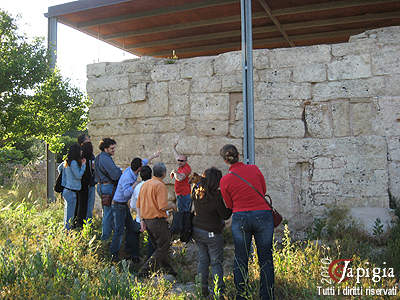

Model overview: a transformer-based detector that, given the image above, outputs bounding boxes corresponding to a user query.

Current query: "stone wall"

[87,26,400,230]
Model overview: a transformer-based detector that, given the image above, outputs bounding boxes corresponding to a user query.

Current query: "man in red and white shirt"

[170,140,192,212]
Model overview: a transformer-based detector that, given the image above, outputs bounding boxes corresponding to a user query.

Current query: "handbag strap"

[229,171,274,209]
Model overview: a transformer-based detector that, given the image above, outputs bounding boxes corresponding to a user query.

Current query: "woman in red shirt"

[219,144,274,300]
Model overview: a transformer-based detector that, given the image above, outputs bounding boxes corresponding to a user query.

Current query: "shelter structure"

[45,1,400,233]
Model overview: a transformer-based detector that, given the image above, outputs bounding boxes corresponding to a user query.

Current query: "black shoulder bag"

[229,171,283,228]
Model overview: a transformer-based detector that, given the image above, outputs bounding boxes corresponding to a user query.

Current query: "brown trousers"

[141,218,174,273]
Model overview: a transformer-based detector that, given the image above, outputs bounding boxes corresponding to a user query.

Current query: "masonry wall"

[87,26,400,230]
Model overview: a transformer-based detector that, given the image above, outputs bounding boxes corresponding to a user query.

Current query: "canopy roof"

[46,0,400,58]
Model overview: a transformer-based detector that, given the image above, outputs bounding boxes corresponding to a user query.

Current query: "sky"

[2,0,137,92]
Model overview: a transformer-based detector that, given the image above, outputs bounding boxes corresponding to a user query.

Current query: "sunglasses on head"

[177,159,186,162]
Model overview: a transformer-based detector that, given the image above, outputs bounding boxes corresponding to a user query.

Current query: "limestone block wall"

[87,26,400,230]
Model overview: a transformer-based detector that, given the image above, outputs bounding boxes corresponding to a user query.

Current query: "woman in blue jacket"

[58,143,86,230]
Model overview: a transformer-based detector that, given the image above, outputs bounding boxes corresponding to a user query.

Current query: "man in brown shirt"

[137,162,177,276]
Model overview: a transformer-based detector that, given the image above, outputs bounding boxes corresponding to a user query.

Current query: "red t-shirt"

[174,163,191,195]
[220,162,270,213]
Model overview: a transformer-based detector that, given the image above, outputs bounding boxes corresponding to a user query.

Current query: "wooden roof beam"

[257,0,294,47]
[103,12,267,40]
[77,0,238,29]
[125,11,399,50]
[272,0,399,16]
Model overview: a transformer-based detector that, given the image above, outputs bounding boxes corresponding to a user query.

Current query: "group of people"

[58,137,275,300]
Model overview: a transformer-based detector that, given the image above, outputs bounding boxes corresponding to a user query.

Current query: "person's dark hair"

[220,144,239,164]
[140,166,152,181]
[153,162,167,178]
[66,143,82,167]
[81,141,93,160]
[204,167,222,196]
[77,134,90,145]
[131,157,142,172]
[99,138,116,151]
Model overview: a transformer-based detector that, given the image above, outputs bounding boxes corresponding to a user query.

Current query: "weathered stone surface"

[190,93,229,120]
[389,162,400,207]
[331,101,351,137]
[151,64,179,81]
[207,136,242,155]
[258,68,292,83]
[255,82,311,100]
[293,64,326,83]
[169,94,189,116]
[88,91,109,107]
[331,40,377,57]
[312,168,342,182]
[87,75,129,92]
[253,49,270,69]
[313,77,385,101]
[89,105,119,120]
[387,136,400,162]
[372,46,400,75]
[269,45,331,67]
[221,73,243,92]
[372,97,400,136]
[367,26,400,44]
[383,74,400,97]
[313,157,332,169]
[351,102,374,136]
[328,54,371,80]
[235,100,304,120]
[109,89,131,105]
[169,80,190,95]
[127,117,186,134]
[214,51,241,75]
[87,62,107,77]
[180,57,214,78]
[288,136,387,159]
[305,104,332,138]
[194,120,229,136]
[172,135,208,155]
[255,120,305,138]
[191,76,221,93]
[349,207,396,236]
[146,82,168,116]
[130,83,147,102]
[88,119,132,136]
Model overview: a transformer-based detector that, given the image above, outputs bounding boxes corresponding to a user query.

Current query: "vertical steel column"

[241,0,255,164]
[47,17,57,202]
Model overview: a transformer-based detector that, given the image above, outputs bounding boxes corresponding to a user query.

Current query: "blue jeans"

[110,203,140,257]
[98,183,114,240]
[231,210,274,300]
[193,227,225,293]
[86,185,96,221]
[62,188,77,230]
[177,194,192,212]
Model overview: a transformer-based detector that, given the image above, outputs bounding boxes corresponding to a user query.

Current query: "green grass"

[0,179,399,299]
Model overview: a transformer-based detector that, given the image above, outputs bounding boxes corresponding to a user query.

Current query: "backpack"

[54,170,64,193]
[170,210,193,243]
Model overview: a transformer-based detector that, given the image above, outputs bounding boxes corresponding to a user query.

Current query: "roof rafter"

[125,11,399,50]
[257,0,294,47]
[77,0,238,29]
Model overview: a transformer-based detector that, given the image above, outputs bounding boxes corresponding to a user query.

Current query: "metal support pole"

[47,17,57,202]
[241,0,255,164]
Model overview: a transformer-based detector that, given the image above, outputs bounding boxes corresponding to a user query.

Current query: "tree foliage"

[0,10,90,153]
